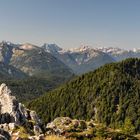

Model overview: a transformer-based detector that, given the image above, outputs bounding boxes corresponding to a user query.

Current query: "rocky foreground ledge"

[0,83,43,140]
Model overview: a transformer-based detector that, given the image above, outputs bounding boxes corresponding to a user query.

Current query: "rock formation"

[46,117,94,137]
[0,83,42,139]
[46,117,105,139]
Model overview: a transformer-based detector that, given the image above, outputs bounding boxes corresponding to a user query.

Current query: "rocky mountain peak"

[42,43,62,54]
[68,45,91,53]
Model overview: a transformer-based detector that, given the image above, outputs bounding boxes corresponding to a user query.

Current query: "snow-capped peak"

[68,45,91,53]
[42,43,62,53]
[96,47,126,55]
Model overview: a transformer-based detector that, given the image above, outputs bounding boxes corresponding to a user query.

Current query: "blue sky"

[0,0,140,49]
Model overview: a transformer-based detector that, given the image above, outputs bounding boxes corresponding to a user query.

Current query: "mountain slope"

[0,62,27,79]
[0,42,74,80]
[10,46,74,80]
[0,41,19,64]
[27,58,140,133]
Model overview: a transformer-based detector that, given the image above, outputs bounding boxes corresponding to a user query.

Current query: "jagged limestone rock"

[30,111,41,125]
[0,83,42,137]
[0,83,27,125]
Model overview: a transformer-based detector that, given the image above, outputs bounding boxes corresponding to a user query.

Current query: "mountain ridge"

[0,41,74,79]
[2,41,140,75]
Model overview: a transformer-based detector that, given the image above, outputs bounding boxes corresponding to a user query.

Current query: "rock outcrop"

[0,83,42,139]
[0,83,41,125]
[46,117,138,140]
[46,117,94,137]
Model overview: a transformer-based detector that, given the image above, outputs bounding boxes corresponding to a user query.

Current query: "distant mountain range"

[98,47,140,61]
[42,43,140,74]
[1,41,140,77]
[0,41,73,80]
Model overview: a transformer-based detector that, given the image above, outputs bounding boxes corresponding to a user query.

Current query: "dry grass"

[45,135,76,140]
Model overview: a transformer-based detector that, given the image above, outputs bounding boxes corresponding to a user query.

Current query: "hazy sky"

[0,0,140,49]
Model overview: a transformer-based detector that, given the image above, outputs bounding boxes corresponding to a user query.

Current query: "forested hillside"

[0,75,74,103]
[27,58,140,134]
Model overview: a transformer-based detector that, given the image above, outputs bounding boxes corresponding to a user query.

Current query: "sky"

[0,0,140,49]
